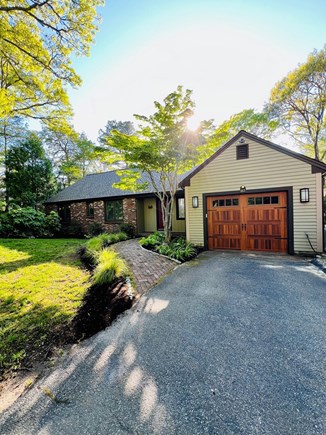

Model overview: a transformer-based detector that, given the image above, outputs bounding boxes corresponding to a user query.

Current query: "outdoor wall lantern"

[240,185,246,193]
[300,188,309,203]
[192,196,199,208]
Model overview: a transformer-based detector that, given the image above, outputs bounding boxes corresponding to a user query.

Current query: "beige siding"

[143,197,186,233]
[144,198,157,232]
[172,200,186,233]
[186,137,322,253]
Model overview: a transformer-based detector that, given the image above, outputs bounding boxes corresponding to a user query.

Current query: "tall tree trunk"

[161,194,174,243]
[3,123,9,212]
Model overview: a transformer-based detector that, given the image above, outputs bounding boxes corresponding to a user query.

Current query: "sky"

[69,0,326,142]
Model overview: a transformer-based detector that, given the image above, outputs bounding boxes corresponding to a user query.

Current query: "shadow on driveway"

[1,252,325,434]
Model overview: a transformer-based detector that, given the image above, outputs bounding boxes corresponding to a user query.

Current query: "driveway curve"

[1,252,325,434]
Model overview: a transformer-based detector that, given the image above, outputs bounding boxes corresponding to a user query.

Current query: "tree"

[42,127,97,187]
[98,86,209,242]
[268,46,326,161]
[0,0,103,122]
[201,109,278,159]
[5,132,55,209]
[0,116,28,210]
[98,120,136,145]
[75,133,98,178]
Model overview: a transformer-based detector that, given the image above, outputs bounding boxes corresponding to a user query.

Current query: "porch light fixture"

[300,188,309,203]
[240,185,246,193]
[192,196,199,208]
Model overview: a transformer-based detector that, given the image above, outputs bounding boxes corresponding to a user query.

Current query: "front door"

[207,192,288,253]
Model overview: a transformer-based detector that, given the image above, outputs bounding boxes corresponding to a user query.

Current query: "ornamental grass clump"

[86,231,128,252]
[92,249,129,287]
[85,235,104,252]
[83,232,129,266]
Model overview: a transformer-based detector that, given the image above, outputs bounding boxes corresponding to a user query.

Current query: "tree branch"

[0,1,50,13]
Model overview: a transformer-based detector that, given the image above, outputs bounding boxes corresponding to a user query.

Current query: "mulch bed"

[72,278,133,340]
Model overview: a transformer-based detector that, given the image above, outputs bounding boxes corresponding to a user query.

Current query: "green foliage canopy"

[269,46,326,161]
[0,0,103,123]
[5,131,55,208]
[98,120,136,145]
[42,128,96,187]
[202,109,278,158]
[98,86,210,241]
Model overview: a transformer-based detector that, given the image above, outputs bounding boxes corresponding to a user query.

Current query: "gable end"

[180,130,326,187]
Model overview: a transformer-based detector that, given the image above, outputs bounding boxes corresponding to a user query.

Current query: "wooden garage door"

[207,192,288,253]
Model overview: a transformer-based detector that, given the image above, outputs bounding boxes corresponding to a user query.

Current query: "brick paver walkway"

[113,239,177,294]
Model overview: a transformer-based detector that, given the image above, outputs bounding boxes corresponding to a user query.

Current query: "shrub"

[60,220,84,238]
[45,211,61,235]
[120,223,136,238]
[88,222,104,236]
[169,238,197,261]
[115,232,128,242]
[140,234,197,262]
[0,207,61,237]
[0,212,12,236]
[108,233,119,244]
[156,244,172,256]
[140,231,165,248]
[92,249,129,286]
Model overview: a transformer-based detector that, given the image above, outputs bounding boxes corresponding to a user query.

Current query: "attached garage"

[206,191,288,253]
[181,131,326,254]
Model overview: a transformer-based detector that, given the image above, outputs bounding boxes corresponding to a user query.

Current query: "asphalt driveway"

[1,252,325,434]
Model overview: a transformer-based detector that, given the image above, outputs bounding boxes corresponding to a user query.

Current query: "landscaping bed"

[0,235,134,383]
[140,232,198,262]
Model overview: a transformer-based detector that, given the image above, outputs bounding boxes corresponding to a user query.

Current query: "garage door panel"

[207,192,288,253]
[247,237,282,252]
[246,223,281,237]
[207,196,241,250]
[209,235,241,250]
[210,223,241,235]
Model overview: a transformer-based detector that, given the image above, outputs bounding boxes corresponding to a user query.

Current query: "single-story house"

[45,130,326,254]
[45,171,186,236]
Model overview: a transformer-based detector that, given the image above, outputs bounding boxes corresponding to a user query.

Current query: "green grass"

[0,238,90,372]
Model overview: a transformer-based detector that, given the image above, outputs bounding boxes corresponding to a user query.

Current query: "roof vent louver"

[236,144,249,160]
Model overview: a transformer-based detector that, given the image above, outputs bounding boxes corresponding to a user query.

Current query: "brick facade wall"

[46,197,137,234]
[123,198,137,226]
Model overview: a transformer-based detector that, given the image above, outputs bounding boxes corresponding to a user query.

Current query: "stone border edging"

[139,244,181,264]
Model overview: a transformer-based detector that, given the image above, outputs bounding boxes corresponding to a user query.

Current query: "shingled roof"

[45,170,188,204]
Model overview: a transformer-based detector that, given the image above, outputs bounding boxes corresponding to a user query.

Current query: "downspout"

[322,173,326,252]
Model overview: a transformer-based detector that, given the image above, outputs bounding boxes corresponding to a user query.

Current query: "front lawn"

[0,239,89,375]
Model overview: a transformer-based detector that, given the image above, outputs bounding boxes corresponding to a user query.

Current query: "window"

[236,144,249,160]
[212,198,239,207]
[105,200,123,222]
[86,202,94,218]
[176,197,185,219]
[58,204,71,223]
[248,196,279,205]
